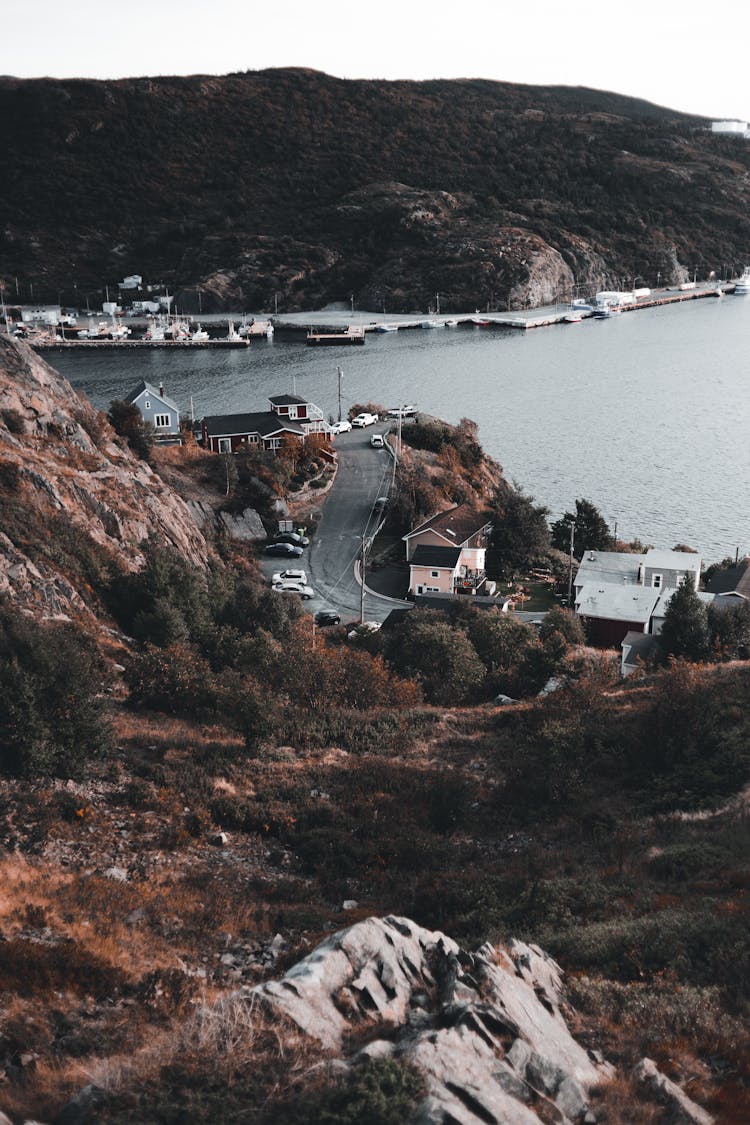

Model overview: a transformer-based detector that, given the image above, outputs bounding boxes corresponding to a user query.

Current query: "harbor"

[15,279,737,351]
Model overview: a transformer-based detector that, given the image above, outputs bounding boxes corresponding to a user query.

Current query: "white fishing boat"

[191,324,210,343]
[733,266,750,295]
[374,323,399,333]
[420,319,443,329]
[563,311,583,323]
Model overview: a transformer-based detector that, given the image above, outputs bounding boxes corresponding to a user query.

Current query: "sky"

[3,0,750,123]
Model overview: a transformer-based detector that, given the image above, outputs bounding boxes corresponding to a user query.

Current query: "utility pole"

[337,365,343,423]
[567,521,576,606]
[360,534,366,624]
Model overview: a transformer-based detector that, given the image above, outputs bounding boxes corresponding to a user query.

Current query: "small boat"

[470,315,491,326]
[191,324,209,343]
[563,311,583,324]
[374,323,399,333]
[239,319,274,338]
[420,319,443,329]
[733,266,750,295]
[444,318,458,327]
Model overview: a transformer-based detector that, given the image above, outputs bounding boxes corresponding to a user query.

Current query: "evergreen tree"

[488,489,550,577]
[659,578,710,662]
[551,498,613,557]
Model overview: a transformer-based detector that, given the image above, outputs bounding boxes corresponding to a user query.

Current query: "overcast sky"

[4,0,750,123]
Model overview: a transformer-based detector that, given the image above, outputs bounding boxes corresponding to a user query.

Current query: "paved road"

[259,424,399,624]
[306,424,397,623]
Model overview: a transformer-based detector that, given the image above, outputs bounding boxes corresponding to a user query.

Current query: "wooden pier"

[306,325,366,346]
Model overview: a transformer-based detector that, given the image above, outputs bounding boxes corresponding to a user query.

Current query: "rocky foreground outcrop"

[0,335,209,626]
[250,915,611,1124]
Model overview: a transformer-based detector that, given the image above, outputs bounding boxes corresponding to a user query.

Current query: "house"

[268,394,333,438]
[621,631,658,677]
[705,558,750,599]
[126,380,181,443]
[574,548,705,647]
[201,411,305,454]
[403,505,493,597]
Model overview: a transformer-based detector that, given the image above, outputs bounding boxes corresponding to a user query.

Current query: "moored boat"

[420,319,443,329]
[733,266,750,295]
[374,323,399,332]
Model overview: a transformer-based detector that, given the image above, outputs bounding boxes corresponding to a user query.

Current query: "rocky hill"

[2,70,750,310]
[0,335,209,632]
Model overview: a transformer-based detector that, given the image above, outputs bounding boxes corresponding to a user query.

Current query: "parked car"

[272,581,314,600]
[351,412,378,427]
[370,433,385,448]
[271,569,307,585]
[274,531,310,547]
[264,542,304,558]
[374,496,389,511]
[314,611,341,627]
[330,419,352,434]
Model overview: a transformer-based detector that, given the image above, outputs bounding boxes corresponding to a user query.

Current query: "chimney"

[159,382,164,398]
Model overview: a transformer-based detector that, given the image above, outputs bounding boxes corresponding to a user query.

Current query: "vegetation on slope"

[2,70,750,309]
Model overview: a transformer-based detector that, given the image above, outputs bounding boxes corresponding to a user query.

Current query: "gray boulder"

[634,1057,714,1125]
[248,915,612,1124]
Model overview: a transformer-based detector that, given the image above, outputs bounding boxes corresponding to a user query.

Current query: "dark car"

[274,532,310,547]
[264,542,304,558]
[314,611,341,627]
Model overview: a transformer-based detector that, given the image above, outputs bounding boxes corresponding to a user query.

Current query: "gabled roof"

[126,380,179,414]
[269,393,308,406]
[621,631,658,667]
[404,504,492,545]
[410,545,462,569]
[705,560,750,596]
[202,411,305,438]
[576,583,661,625]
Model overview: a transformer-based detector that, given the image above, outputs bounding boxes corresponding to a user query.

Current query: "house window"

[430,570,440,578]
[144,399,151,409]
[268,438,282,449]
[217,438,232,453]
[248,434,259,443]
[154,413,170,429]
[652,573,662,589]
[426,586,440,593]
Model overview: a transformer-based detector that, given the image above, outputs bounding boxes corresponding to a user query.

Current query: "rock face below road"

[250,915,613,1124]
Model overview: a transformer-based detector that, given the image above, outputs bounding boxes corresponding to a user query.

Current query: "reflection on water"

[53,297,750,560]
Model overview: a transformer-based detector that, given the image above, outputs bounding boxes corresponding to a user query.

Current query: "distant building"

[268,393,333,438]
[119,275,143,290]
[21,305,61,325]
[711,120,750,137]
[126,380,181,443]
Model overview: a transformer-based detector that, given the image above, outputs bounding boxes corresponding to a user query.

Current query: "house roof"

[644,548,701,572]
[621,631,658,667]
[411,545,462,569]
[576,583,661,624]
[415,592,511,612]
[126,380,179,414]
[651,589,715,619]
[404,504,492,545]
[269,394,307,407]
[705,560,750,596]
[202,411,305,438]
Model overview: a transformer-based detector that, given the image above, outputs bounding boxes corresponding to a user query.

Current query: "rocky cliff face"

[0,335,209,629]
[250,915,613,1124]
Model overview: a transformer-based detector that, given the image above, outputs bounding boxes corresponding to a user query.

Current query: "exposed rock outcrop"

[249,915,613,1124]
[0,335,210,626]
[634,1058,714,1125]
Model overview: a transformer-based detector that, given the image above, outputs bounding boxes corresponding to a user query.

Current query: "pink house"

[403,504,493,597]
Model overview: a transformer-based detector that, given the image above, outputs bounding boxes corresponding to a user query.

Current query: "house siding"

[408,565,457,595]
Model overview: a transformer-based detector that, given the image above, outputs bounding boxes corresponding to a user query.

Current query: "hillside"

[0,341,748,1122]
[2,70,750,310]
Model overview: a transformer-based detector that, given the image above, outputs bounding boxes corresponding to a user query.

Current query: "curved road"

[306,424,398,623]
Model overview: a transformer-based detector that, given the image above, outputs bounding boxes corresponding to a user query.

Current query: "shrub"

[284,1059,425,1125]
[0,608,112,777]
[107,399,153,461]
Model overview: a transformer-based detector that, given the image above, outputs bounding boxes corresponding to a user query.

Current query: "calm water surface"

[53,298,750,560]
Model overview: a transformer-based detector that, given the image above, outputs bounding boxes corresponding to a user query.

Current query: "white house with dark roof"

[126,380,181,442]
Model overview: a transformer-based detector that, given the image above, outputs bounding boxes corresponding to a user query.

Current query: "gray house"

[126,381,181,443]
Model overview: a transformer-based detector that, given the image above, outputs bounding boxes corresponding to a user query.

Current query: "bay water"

[52,297,750,562]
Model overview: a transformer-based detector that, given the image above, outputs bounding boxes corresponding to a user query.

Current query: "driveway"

[306,424,400,623]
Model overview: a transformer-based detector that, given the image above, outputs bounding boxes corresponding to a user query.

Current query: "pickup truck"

[351,412,378,427]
